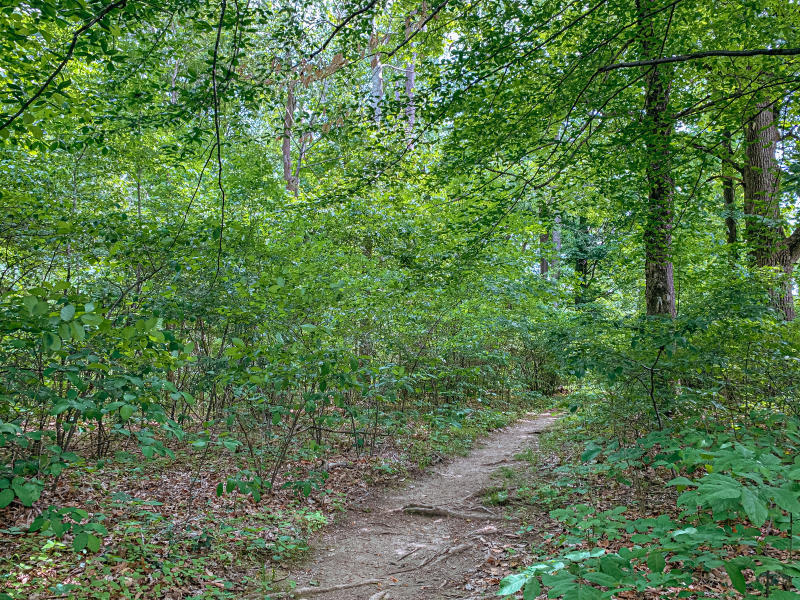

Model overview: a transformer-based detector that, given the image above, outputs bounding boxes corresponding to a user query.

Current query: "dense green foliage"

[1,0,799,598]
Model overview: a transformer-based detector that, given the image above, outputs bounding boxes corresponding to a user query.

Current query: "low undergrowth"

[0,399,527,600]
[498,411,800,599]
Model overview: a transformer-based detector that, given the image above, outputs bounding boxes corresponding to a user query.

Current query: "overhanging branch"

[0,0,128,132]
[599,47,800,72]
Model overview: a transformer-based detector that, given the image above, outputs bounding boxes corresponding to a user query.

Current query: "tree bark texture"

[638,0,676,317]
[742,101,797,320]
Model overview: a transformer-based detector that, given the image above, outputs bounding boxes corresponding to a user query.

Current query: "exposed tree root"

[400,503,501,520]
[389,542,473,575]
[276,578,383,598]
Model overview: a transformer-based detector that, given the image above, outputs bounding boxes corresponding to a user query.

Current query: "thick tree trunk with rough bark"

[742,101,797,320]
[638,0,676,318]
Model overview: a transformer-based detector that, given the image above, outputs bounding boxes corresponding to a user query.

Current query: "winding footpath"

[282,413,558,600]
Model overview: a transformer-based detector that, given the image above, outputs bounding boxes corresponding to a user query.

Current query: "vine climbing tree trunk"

[638,0,676,317]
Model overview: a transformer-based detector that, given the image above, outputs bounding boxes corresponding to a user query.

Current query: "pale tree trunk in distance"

[742,101,799,320]
[638,0,676,317]
[404,16,416,146]
[370,17,384,123]
[282,81,299,196]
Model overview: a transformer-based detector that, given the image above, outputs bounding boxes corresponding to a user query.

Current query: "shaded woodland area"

[1,0,799,598]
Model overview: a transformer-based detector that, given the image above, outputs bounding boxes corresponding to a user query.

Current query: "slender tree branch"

[0,0,128,132]
[382,0,449,59]
[599,47,800,72]
[308,0,378,60]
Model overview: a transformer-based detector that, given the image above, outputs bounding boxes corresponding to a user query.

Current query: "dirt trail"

[283,413,558,600]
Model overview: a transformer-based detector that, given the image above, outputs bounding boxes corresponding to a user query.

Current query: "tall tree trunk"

[638,0,676,317]
[539,231,550,278]
[742,101,797,320]
[404,16,416,146]
[370,18,384,123]
[575,217,590,304]
[721,130,738,260]
[552,214,562,279]
[282,81,299,195]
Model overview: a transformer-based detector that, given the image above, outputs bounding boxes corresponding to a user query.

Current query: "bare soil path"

[282,413,558,600]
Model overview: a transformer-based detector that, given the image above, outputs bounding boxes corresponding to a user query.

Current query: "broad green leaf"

[73,531,88,552]
[86,533,101,553]
[647,551,666,574]
[772,487,800,514]
[0,488,14,508]
[498,573,527,595]
[741,487,768,526]
[60,304,76,321]
[43,332,61,351]
[725,562,747,594]
[522,576,541,599]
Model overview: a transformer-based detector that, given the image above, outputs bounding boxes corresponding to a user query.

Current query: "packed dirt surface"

[283,413,558,599]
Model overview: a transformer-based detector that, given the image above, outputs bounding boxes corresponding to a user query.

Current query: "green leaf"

[22,295,37,314]
[119,405,135,421]
[43,331,62,351]
[523,576,541,599]
[667,476,695,487]
[772,487,800,514]
[60,304,76,321]
[73,531,89,552]
[725,562,747,594]
[86,533,101,553]
[12,479,42,507]
[581,443,603,463]
[498,573,527,595]
[741,487,768,526]
[647,551,666,573]
[71,321,86,341]
[0,488,14,508]
[33,300,49,316]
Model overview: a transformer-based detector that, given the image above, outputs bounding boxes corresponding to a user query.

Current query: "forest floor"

[279,412,559,600]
